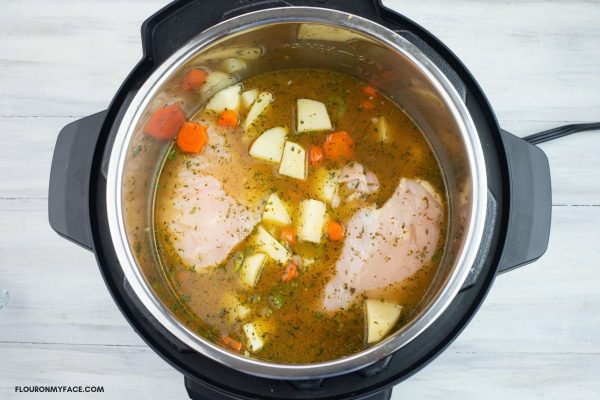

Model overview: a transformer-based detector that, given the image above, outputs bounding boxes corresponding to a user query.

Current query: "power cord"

[523,122,600,145]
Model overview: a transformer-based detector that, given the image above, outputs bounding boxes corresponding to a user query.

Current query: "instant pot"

[48,1,564,399]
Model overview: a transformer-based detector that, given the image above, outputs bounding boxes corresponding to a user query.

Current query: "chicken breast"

[323,178,443,311]
[166,171,260,270]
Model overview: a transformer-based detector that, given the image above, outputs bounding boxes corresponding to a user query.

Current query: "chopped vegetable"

[242,322,264,352]
[360,100,375,111]
[221,57,247,73]
[241,89,259,108]
[222,293,251,323]
[269,293,285,309]
[249,127,287,163]
[309,146,324,166]
[280,227,296,246]
[327,221,345,241]
[205,84,241,113]
[297,199,326,244]
[182,68,208,91]
[144,104,186,140]
[253,226,291,264]
[302,258,315,267]
[373,116,390,142]
[240,252,267,287]
[364,299,402,344]
[362,86,378,97]
[323,131,354,161]
[311,168,339,205]
[261,192,291,226]
[176,122,209,153]
[282,262,298,282]
[278,141,307,180]
[217,109,239,127]
[199,71,237,98]
[221,335,243,351]
[244,92,274,130]
[296,98,332,132]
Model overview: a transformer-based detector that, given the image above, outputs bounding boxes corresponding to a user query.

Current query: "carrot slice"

[221,335,243,351]
[309,146,324,166]
[144,105,186,140]
[327,221,345,241]
[362,86,377,97]
[360,100,375,111]
[323,131,354,161]
[217,109,239,127]
[282,262,298,282]
[182,68,208,91]
[280,227,296,246]
[176,122,209,153]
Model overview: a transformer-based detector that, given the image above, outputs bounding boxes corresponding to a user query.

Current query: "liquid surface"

[154,69,446,363]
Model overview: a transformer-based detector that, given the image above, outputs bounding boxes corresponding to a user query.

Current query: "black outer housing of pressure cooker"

[48,1,552,399]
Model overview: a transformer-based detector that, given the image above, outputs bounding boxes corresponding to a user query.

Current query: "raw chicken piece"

[323,178,443,311]
[167,171,260,270]
[338,162,380,195]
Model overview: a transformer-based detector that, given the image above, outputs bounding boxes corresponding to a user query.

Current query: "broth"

[153,69,446,363]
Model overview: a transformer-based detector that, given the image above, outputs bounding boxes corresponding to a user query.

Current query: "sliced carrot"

[144,104,186,140]
[217,109,239,127]
[323,131,354,161]
[176,122,209,153]
[309,146,324,166]
[360,100,375,111]
[327,221,345,241]
[280,227,296,246]
[282,262,298,282]
[182,68,208,91]
[221,335,243,351]
[362,86,377,97]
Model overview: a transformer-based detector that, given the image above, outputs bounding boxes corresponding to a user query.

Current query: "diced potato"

[244,92,274,130]
[241,89,259,108]
[373,116,390,142]
[249,127,287,163]
[205,84,241,113]
[199,71,236,98]
[297,199,326,243]
[222,293,251,323]
[312,168,339,205]
[240,253,266,287]
[262,193,291,226]
[296,99,332,132]
[302,258,315,267]
[243,322,264,352]
[364,299,402,344]
[221,57,247,73]
[253,226,291,264]
[278,141,306,180]
[242,319,274,353]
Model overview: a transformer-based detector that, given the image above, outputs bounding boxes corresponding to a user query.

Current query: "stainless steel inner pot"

[106,7,487,379]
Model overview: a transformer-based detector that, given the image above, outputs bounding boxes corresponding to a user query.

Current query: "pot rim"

[106,6,487,379]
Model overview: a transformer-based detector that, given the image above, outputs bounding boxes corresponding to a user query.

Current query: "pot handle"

[48,111,106,251]
[497,130,552,273]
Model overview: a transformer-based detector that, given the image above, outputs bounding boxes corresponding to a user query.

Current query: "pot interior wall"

[119,20,473,362]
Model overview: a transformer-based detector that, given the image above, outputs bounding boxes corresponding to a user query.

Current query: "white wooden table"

[1,1,599,399]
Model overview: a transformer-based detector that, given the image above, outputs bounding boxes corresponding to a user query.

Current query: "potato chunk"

[240,253,266,287]
[253,226,291,264]
[249,127,287,163]
[373,116,390,142]
[221,57,247,73]
[243,322,264,352]
[364,299,402,344]
[244,92,273,130]
[241,89,259,108]
[262,193,291,226]
[278,141,306,180]
[205,84,241,113]
[297,199,326,243]
[312,168,339,205]
[296,99,332,132]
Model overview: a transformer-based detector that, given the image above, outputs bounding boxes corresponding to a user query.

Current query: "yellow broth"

[154,69,446,363]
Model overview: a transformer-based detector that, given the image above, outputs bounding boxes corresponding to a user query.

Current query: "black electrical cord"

[523,122,600,145]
